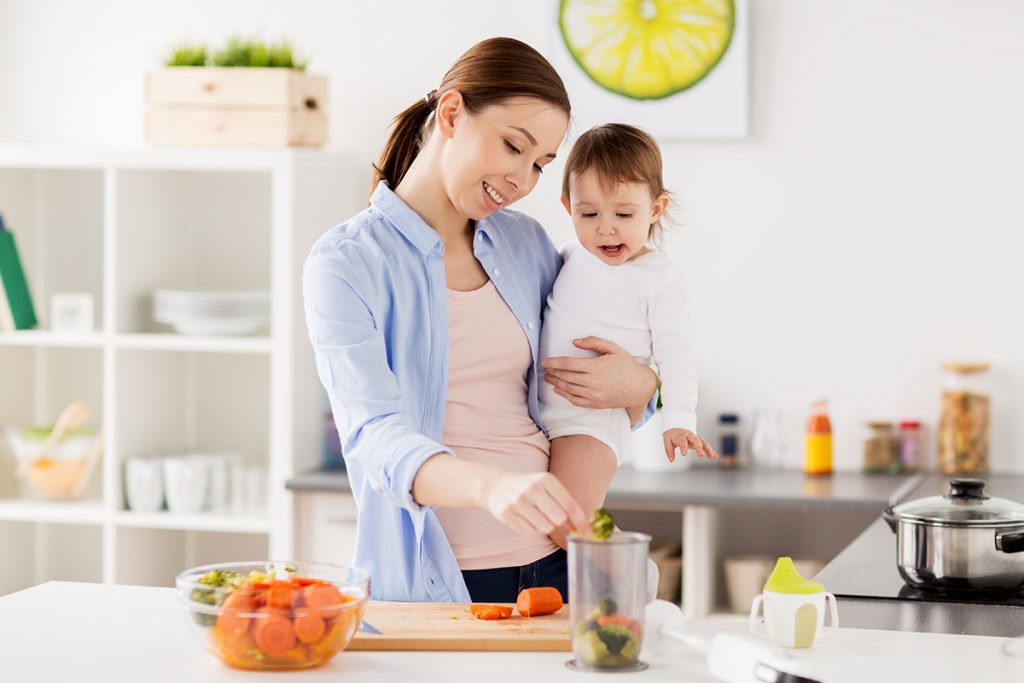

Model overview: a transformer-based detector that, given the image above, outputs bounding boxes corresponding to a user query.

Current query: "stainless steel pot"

[883,478,1024,592]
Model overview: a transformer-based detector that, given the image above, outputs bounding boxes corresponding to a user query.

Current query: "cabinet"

[0,145,363,594]
[293,491,358,567]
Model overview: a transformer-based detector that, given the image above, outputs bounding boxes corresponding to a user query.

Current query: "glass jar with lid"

[862,421,898,474]
[938,362,990,475]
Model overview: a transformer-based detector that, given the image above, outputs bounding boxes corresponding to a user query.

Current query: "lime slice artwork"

[559,0,735,101]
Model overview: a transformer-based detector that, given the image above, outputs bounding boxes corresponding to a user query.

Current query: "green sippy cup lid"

[764,557,824,594]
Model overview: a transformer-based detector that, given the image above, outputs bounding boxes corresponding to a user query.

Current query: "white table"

[1,582,1021,682]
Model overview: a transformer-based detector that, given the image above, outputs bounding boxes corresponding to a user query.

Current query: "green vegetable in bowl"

[188,568,277,626]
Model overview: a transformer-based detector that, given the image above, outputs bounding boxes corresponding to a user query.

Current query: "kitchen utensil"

[124,456,165,512]
[348,601,569,651]
[176,560,369,670]
[358,619,382,635]
[642,600,825,683]
[567,531,651,671]
[883,478,1024,591]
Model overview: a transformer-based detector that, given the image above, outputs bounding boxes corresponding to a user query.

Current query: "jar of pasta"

[938,362,990,474]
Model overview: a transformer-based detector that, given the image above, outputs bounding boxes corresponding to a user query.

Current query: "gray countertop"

[286,465,920,511]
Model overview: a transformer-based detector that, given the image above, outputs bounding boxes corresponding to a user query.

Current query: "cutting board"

[349,601,572,651]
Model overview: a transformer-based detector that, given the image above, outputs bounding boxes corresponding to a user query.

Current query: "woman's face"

[435,94,568,221]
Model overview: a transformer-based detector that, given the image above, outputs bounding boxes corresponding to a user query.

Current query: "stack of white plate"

[152,289,270,336]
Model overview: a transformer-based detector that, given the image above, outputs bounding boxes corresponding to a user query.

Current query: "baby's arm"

[649,280,717,461]
[547,435,617,549]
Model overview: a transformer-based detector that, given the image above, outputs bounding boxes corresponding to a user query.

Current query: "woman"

[302,37,656,603]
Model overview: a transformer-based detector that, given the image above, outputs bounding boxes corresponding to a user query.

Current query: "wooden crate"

[145,68,327,147]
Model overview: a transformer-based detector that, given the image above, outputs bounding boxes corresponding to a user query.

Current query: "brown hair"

[561,124,673,244]
[371,37,571,198]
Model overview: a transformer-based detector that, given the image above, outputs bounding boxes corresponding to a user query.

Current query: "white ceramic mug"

[162,455,210,514]
[749,589,838,649]
[124,457,164,512]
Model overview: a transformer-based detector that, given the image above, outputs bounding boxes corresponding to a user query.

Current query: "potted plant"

[146,37,327,147]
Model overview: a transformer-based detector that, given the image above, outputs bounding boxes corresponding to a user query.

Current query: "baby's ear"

[560,195,572,215]
[651,193,669,220]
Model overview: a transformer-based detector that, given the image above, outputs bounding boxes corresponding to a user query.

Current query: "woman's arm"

[542,336,658,426]
[412,453,588,536]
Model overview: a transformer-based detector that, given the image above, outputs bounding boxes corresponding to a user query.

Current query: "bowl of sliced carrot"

[176,561,369,670]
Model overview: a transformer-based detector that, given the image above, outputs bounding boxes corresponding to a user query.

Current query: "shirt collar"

[369,181,443,256]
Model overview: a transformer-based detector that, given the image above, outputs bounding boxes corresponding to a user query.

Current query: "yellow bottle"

[804,401,833,475]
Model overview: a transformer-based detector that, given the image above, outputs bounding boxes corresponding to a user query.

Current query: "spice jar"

[862,421,898,474]
[718,413,740,468]
[938,362,990,475]
[898,421,922,473]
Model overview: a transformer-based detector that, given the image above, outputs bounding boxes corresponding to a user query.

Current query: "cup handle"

[748,594,766,636]
[824,592,839,632]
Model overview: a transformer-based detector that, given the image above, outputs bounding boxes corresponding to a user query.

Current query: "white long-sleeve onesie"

[539,241,697,462]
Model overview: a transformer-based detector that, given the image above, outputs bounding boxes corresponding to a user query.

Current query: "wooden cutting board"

[348,601,572,651]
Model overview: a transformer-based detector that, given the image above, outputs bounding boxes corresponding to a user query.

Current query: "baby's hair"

[562,124,673,245]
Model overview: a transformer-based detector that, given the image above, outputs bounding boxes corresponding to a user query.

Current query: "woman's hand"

[542,336,657,412]
[480,470,588,537]
[663,428,719,463]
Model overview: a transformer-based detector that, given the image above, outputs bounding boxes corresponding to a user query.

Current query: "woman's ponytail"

[370,92,437,199]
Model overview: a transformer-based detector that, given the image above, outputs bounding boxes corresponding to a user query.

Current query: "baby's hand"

[662,428,719,463]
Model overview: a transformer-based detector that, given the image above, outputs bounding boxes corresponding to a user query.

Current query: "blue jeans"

[461,548,568,604]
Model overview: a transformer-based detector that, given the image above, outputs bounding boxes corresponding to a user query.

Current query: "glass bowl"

[176,561,370,670]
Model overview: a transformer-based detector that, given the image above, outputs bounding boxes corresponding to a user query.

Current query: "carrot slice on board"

[516,587,563,617]
[471,604,513,620]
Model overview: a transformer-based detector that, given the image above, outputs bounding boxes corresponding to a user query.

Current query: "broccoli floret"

[589,508,615,541]
[597,597,618,616]
[596,623,638,657]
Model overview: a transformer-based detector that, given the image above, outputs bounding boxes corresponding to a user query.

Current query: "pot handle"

[996,530,1024,554]
[882,506,899,533]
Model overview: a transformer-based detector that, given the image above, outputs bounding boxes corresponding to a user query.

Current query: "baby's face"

[562,169,664,266]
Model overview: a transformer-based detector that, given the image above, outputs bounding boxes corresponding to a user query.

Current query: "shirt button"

[528,321,535,330]
[493,268,501,277]
[476,233,483,242]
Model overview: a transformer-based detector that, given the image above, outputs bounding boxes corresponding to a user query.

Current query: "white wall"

[1,0,1022,472]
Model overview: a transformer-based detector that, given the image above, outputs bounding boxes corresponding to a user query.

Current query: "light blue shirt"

[302,181,654,602]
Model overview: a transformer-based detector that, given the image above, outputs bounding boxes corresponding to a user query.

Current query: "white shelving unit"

[0,144,363,594]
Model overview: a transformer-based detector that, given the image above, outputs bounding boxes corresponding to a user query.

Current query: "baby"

[540,124,717,541]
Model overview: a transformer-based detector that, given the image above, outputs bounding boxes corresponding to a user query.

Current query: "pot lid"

[893,479,1024,527]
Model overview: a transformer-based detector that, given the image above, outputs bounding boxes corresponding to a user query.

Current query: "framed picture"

[547,0,749,140]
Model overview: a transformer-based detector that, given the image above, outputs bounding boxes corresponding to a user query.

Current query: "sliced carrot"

[303,583,345,610]
[288,576,323,587]
[216,588,254,635]
[253,614,297,657]
[596,615,630,627]
[267,580,297,609]
[516,587,563,617]
[471,604,513,620]
[294,612,326,644]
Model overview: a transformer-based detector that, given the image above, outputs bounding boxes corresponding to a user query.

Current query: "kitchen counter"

[2,581,1022,682]
[815,473,1024,638]
[286,465,920,511]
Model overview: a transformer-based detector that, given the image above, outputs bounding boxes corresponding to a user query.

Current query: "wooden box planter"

[145,68,328,147]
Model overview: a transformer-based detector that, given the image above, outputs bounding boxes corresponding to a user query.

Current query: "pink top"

[435,280,557,570]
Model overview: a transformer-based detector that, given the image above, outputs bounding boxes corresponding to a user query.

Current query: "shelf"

[0,498,106,525]
[0,331,106,349]
[113,510,270,534]
[115,333,272,354]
